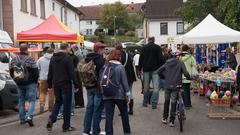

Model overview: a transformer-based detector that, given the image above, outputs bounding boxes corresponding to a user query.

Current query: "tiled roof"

[144,0,183,19]
[78,5,102,20]
[126,2,144,14]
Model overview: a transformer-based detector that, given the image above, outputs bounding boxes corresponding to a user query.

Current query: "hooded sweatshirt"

[181,54,196,83]
[37,53,53,80]
[47,51,78,89]
[158,57,191,89]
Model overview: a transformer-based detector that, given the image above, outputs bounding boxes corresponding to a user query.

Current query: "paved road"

[0,81,239,135]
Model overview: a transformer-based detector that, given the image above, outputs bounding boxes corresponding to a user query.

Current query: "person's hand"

[74,88,79,93]
[126,96,130,105]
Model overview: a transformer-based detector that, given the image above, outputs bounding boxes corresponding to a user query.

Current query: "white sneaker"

[169,121,175,127]
[161,118,167,124]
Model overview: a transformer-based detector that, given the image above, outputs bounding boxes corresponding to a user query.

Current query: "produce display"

[209,90,231,104]
[199,68,236,83]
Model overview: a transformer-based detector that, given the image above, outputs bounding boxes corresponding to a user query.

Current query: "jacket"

[181,54,196,83]
[10,52,39,85]
[37,53,52,80]
[47,51,78,89]
[158,57,191,89]
[139,42,164,72]
[100,60,131,100]
[120,51,137,84]
[85,52,105,89]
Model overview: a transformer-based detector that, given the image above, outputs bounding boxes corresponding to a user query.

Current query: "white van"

[0,30,18,110]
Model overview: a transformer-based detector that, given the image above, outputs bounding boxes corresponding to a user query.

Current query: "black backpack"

[13,56,30,85]
[100,63,119,97]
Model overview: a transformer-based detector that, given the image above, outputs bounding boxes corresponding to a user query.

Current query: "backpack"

[77,59,97,87]
[13,56,30,85]
[100,63,119,97]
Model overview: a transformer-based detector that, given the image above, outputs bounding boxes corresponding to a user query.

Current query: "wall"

[0,0,2,30]
[147,19,183,45]
[12,0,80,41]
[80,20,98,35]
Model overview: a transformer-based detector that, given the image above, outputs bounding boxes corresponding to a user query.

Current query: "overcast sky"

[67,0,146,7]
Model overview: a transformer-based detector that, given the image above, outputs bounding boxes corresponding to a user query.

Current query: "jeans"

[182,83,191,107]
[59,87,75,114]
[83,88,104,135]
[39,80,54,110]
[17,83,37,122]
[143,70,160,107]
[49,82,72,130]
[104,99,131,135]
[159,79,165,91]
[75,81,84,106]
[163,89,178,122]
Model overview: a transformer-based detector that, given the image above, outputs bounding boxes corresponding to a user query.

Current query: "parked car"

[136,39,145,46]
[121,42,139,48]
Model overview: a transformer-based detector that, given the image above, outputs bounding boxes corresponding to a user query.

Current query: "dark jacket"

[47,51,78,89]
[227,53,237,70]
[120,51,136,84]
[100,60,130,100]
[10,52,39,85]
[139,42,164,72]
[85,52,105,89]
[158,57,191,89]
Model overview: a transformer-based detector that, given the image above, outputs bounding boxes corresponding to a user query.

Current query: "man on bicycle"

[158,50,191,127]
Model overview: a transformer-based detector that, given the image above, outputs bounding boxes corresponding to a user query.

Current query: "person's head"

[19,43,28,53]
[46,48,54,54]
[182,45,190,53]
[226,48,232,53]
[108,50,121,61]
[60,43,70,52]
[115,44,123,52]
[148,37,155,43]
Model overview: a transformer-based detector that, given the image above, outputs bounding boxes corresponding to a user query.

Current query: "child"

[158,51,191,127]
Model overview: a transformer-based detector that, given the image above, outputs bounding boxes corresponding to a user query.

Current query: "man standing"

[10,43,39,126]
[226,48,237,70]
[46,43,79,132]
[139,37,164,109]
[37,48,54,113]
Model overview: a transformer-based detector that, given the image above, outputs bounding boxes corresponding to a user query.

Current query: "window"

[21,0,28,12]
[160,23,168,35]
[52,2,55,11]
[177,22,184,34]
[86,29,93,35]
[30,0,36,16]
[40,0,45,19]
[86,21,92,25]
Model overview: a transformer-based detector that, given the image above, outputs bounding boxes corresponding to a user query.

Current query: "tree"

[176,0,240,30]
[100,2,129,32]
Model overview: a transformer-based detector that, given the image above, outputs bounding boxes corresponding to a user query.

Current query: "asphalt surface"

[0,80,239,135]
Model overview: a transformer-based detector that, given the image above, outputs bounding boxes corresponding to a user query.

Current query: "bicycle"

[176,87,186,132]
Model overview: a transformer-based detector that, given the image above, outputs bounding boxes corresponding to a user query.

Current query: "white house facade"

[79,20,98,35]
[2,0,81,42]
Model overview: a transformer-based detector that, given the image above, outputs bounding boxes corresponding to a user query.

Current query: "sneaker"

[62,126,76,132]
[142,103,148,107]
[26,117,34,127]
[46,121,53,131]
[152,106,157,109]
[71,113,74,116]
[169,121,175,127]
[57,114,63,119]
[161,118,167,124]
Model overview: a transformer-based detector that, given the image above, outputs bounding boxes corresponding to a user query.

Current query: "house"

[1,0,81,42]
[143,0,185,46]
[78,5,101,36]
[78,2,144,36]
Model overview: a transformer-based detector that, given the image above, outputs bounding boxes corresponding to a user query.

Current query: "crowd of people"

[9,37,239,135]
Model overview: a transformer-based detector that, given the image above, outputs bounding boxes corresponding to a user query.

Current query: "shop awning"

[17,15,84,43]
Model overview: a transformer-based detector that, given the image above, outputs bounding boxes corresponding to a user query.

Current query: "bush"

[125,31,135,37]
[118,28,125,36]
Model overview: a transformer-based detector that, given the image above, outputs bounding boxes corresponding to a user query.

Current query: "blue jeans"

[159,79,165,91]
[104,99,131,135]
[182,83,191,107]
[83,88,104,135]
[49,83,72,130]
[17,83,37,122]
[143,70,160,107]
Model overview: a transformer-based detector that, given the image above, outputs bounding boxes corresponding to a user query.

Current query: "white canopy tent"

[178,14,240,44]
[0,30,13,44]
[83,41,94,50]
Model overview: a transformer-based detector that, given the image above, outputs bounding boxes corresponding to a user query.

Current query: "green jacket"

[181,54,196,83]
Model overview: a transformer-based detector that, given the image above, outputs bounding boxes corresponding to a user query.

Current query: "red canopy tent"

[17,15,79,42]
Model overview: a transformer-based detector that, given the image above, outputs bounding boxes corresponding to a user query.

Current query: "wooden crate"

[208,103,240,119]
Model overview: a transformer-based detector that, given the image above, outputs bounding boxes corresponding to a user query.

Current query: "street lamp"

[113,16,117,44]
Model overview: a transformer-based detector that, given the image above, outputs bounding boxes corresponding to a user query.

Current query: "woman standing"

[100,50,131,135]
